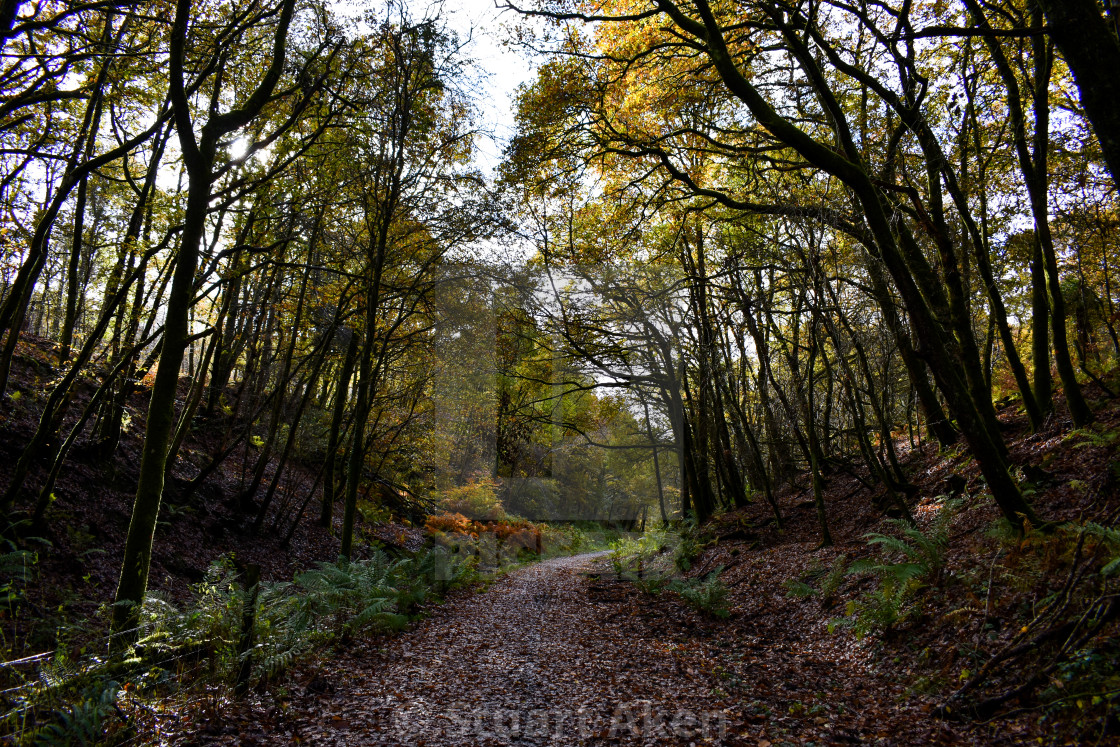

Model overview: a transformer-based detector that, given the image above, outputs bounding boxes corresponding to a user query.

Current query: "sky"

[441,0,539,175]
[236,0,539,179]
[329,0,541,175]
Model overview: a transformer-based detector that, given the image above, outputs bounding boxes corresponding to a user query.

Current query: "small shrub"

[539,524,605,557]
[1064,425,1120,449]
[609,531,672,578]
[674,531,703,572]
[1080,522,1120,577]
[0,538,39,613]
[608,531,680,598]
[671,568,730,618]
[784,554,848,606]
[783,578,816,599]
[819,554,849,605]
[1040,637,1120,732]
[632,575,669,596]
[426,512,476,536]
[3,546,481,744]
[434,478,505,521]
[135,555,243,668]
[425,513,544,568]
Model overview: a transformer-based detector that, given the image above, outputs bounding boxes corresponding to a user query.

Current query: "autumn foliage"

[425,512,543,554]
[433,478,507,521]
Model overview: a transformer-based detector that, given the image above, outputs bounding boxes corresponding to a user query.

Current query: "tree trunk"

[322,330,359,529]
[111,0,296,640]
[1035,0,1120,185]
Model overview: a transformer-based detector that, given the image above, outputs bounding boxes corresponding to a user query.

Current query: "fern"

[631,574,669,596]
[5,546,479,740]
[837,501,961,637]
[784,554,849,604]
[819,554,849,603]
[858,500,958,584]
[783,579,816,599]
[249,548,477,681]
[1065,426,1120,449]
[0,532,43,612]
[943,605,984,621]
[674,531,705,572]
[671,567,730,618]
[28,679,120,747]
[1080,522,1120,576]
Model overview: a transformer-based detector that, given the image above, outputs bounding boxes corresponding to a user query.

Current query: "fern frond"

[943,606,983,621]
[784,579,816,599]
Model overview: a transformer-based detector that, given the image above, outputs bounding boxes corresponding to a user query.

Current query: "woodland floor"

[181,553,1032,746]
[169,389,1120,746]
[5,338,1120,745]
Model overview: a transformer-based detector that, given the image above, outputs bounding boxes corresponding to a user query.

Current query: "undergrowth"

[3,517,604,744]
[949,516,1120,733]
[1,546,477,745]
[609,530,729,617]
[826,498,959,638]
[783,553,848,608]
[671,569,730,619]
[804,491,1120,737]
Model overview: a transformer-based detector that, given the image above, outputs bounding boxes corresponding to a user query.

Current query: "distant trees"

[0,0,662,622]
[501,0,1120,534]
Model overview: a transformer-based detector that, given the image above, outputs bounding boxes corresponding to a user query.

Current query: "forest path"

[277,552,742,745]
[192,552,995,745]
